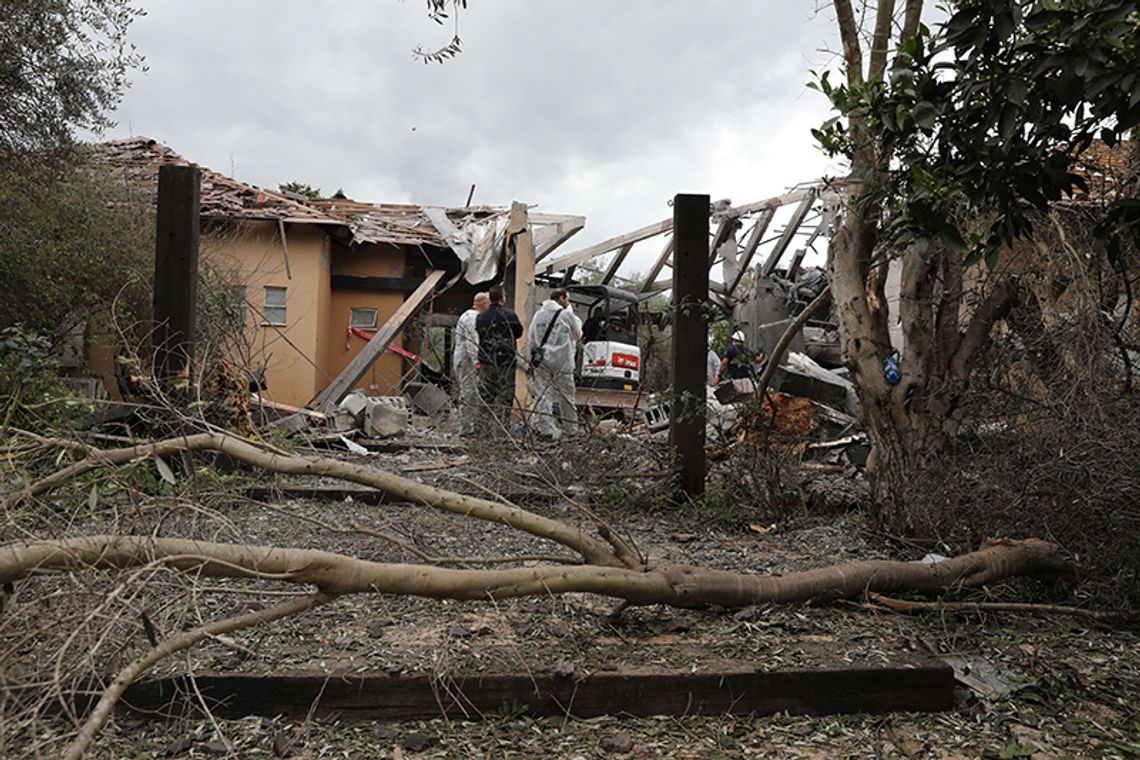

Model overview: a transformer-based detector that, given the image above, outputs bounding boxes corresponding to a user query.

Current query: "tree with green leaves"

[0,0,144,157]
[816,0,1139,530]
[0,0,149,363]
[0,157,153,342]
[278,181,322,199]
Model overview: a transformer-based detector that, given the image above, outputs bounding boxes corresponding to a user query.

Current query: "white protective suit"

[526,299,583,438]
[453,308,481,435]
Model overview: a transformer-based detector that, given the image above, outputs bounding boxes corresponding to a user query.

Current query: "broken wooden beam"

[531,214,586,262]
[541,217,673,275]
[311,270,446,411]
[759,190,818,278]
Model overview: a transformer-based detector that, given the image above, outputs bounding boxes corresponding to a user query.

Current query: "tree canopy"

[0,0,144,157]
[813,0,1140,262]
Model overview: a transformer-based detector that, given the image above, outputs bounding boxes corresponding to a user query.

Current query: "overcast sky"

[105,1,848,275]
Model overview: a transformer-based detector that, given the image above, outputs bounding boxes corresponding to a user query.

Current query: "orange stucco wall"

[128,224,426,408]
[323,243,409,396]
[206,221,329,407]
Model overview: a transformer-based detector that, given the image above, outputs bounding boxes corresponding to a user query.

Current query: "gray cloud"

[108,1,845,274]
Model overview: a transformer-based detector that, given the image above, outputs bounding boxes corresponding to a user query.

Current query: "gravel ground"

[7,428,1140,758]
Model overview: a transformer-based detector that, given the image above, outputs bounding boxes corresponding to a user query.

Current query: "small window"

[349,307,378,330]
[263,286,287,325]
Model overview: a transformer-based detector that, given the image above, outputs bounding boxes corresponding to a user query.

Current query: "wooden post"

[670,194,709,498]
[153,165,201,383]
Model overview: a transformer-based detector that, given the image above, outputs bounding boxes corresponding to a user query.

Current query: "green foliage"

[0,0,144,155]
[0,156,153,342]
[413,0,466,63]
[811,0,1140,260]
[277,181,321,198]
[0,326,91,430]
[487,699,529,722]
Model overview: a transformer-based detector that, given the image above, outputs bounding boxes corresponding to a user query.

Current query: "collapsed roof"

[90,137,585,283]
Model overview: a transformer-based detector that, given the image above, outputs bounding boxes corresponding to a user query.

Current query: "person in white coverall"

[526,288,582,441]
[453,291,489,436]
[706,339,720,386]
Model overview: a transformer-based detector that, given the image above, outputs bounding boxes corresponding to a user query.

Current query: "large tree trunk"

[825,0,1039,534]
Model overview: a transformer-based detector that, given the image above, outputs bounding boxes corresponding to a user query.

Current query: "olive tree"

[0,0,143,157]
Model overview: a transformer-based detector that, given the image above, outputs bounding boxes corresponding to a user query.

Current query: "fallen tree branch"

[0,535,1073,607]
[864,593,1138,624]
[62,590,336,760]
[4,432,632,569]
[756,285,832,398]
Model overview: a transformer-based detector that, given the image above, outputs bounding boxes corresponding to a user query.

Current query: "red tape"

[347,327,421,362]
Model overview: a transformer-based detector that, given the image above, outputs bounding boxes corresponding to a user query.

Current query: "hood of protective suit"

[527,299,583,372]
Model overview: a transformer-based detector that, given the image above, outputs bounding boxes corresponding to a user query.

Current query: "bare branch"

[867,0,896,82]
[5,432,627,568]
[63,591,335,760]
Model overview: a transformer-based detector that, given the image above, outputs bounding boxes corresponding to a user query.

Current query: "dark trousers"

[478,361,516,432]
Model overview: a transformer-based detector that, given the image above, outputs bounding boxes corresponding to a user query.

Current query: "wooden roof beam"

[725,207,776,297]
[637,236,675,293]
[540,218,673,275]
[600,242,634,286]
[759,190,818,279]
[532,215,586,263]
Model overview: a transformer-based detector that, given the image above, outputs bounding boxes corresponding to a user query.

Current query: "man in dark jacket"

[475,284,523,430]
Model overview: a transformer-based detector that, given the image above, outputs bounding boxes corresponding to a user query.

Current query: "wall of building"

[323,242,409,396]
[207,220,329,407]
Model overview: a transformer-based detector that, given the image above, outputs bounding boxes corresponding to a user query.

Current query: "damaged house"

[91,137,584,410]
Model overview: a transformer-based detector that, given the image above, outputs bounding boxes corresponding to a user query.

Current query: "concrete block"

[337,391,369,422]
[756,319,806,364]
[404,381,453,417]
[330,409,360,433]
[364,396,410,438]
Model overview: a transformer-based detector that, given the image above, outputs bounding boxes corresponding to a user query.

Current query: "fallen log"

[0,534,1073,606]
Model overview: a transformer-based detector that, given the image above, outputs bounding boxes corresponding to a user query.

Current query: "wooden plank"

[575,386,644,410]
[153,165,201,382]
[540,217,673,275]
[600,242,634,286]
[423,207,475,263]
[508,202,535,418]
[312,270,446,410]
[670,194,709,498]
[532,215,585,262]
[726,207,776,297]
[277,218,293,280]
[119,662,954,721]
[759,190,818,278]
[330,275,440,292]
[246,484,560,508]
[637,237,675,293]
[708,215,738,266]
[725,186,814,217]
